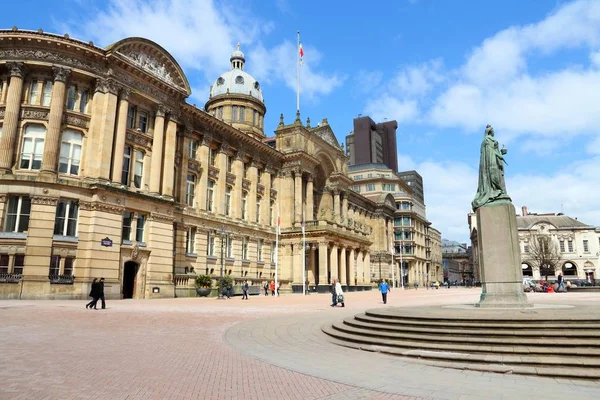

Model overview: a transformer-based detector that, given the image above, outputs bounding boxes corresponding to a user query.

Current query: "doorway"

[123,261,139,299]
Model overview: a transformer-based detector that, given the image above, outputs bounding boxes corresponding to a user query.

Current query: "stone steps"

[322,308,600,379]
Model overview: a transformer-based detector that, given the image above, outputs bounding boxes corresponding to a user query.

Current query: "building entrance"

[123,261,139,299]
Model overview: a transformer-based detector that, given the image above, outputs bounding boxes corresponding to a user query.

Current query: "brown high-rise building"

[345,116,398,172]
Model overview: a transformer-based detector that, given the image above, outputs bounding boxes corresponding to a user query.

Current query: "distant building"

[442,239,471,284]
[345,116,398,173]
[397,170,424,204]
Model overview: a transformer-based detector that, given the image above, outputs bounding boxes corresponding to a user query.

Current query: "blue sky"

[3,0,600,242]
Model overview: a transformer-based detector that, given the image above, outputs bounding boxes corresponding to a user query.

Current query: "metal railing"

[48,274,75,284]
[0,272,22,284]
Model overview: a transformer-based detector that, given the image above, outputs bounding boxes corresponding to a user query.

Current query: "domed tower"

[205,44,266,139]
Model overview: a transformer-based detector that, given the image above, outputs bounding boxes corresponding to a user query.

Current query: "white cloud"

[391,59,444,97]
[364,95,418,124]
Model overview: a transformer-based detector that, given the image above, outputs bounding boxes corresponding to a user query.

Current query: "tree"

[524,234,562,282]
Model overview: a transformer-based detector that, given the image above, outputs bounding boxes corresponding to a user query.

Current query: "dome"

[209,43,264,103]
[210,69,264,102]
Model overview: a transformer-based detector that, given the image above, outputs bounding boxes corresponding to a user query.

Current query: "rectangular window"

[49,255,60,277]
[0,254,9,274]
[253,110,257,126]
[188,140,198,159]
[138,110,148,133]
[583,239,589,253]
[186,174,196,207]
[232,105,238,121]
[217,107,223,120]
[63,257,74,277]
[559,240,565,253]
[209,148,217,166]
[225,186,232,216]
[402,216,411,226]
[207,232,215,256]
[186,227,196,254]
[29,80,39,104]
[20,125,46,170]
[13,254,24,275]
[352,185,361,192]
[136,214,146,242]
[133,150,144,189]
[242,192,247,220]
[256,199,261,223]
[58,130,83,175]
[54,200,79,237]
[79,90,89,113]
[226,155,233,173]
[257,239,263,261]
[126,105,136,129]
[568,240,573,252]
[226,236,233,258]
[242,237,248,260]
[366,184,375,191]
[122,146,132,185]
[4,196,31,233]
[239,106,246,122]
[206,180,215,212]
[66,85,77,111]
[41,81,52,107]
[122,211,133,242]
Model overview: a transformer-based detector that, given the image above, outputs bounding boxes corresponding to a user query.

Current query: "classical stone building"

[347,163,442,287]
[0,29,392,299]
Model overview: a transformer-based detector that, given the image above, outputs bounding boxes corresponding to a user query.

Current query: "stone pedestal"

[476,203,531,308]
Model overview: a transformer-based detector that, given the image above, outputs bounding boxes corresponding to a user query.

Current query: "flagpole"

[302,212,306,296]
[275,197,280,296]
[391,240,396,288]
[296,30,300,113]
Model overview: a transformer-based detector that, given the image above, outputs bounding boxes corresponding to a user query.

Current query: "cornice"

[79,201,125,215]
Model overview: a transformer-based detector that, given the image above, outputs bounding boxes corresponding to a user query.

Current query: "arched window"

[562,262,578,276]
[20,125,46,170]
[521,263,533,277]
[59,130,83,175]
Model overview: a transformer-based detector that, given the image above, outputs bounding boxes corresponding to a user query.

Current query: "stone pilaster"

[340,246,347,285]
[342,194,348,222]
[178,132,190,205]
[197,136,210,210]
[162,117,177,197]
[40,67,71,176]
[356,250,364,284]
[0,62,24,173]
[215,145,228,215]
[364,251,371,284]
[248,159,259,223]
[318,241,329,288]
[306,175,314,221]
[280,171,294,229]
[308,244,316,285]
[111,88,130,184]
[348,248,356,285]
[294,169,302,223]
[333,189,341,222]
[330,243,339,281]
[232,151,244,218]
[149,106,166,194]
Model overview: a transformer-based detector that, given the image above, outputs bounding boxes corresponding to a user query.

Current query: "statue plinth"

[476,203,531,308]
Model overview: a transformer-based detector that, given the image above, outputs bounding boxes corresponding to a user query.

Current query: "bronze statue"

[472,125,512,210]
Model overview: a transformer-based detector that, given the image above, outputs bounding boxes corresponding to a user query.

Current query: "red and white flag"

[277,215,281,235]
[299,42,304,65]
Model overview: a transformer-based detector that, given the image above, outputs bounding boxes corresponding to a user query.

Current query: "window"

[41,81,52,107]
[402,216,411,226]
[242,192,247,220]
[352,185,361,193]
[568,240,573,252]
[4,196,31,233]
[136,214,146,242]
[560,240,565,253]
[121,146,132,185]
[366,184,376,191]
[186,174,196,207]
[243,162,249,178]
[242,237,249,260]
[29,80,39,104]
[253,110,257,126]
[64,257,74,277]
[256,198,261,223]
[49,255,60,277]
[225,186,232,216]
[206,180,215,212]
[122,211,133,242]
[66,85,77,111]
[257,239,263,261]
[226,155,233,173]
[217,107,223,120]
[138,111,148,133]
[79,90,89,113]
[54,200,79,237]
[126,105,136,129]
[13,255,24,275]
[207,232,215,256]
[133,150,144,189]
[186,227,196,254]
[0,254,8,274]
[583,239,589,253]
[20,125,46,170]
[226,236,232,258]
[209,148,217,166]
[232,105,238,121]
[58,130,83,175]
[239,106,246,122]
[188,140,198,159]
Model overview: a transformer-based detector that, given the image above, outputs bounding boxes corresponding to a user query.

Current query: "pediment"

[106,38,191,95]
[312,125,340,149]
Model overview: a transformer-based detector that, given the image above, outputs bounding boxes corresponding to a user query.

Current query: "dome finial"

[236,42,240,50]
[230,43,245,70]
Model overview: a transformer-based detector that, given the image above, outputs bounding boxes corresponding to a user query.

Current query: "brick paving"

[1,288,599,399]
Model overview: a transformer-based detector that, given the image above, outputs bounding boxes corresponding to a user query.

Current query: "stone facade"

[0,30,392,299]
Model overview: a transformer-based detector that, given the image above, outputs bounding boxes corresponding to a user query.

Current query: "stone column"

[0,62,24,173]
[197,136,210,210]
[178,132,189,205]
[364,251,371,284]
[356,250,363,284]
[306,175,314,221]
[248,159,259,223]
[339,247,347,285]
[308,244,316,285]
[330,243,339,281]
[40,67,71,176]
[232,151,244,218]
[333,190,341,222]
[111,88,130,184]
[294,169,302,224]
[342,193,348,223]
[280,171,294,228]
[348,248,355,285]
[318,241,329,289]
[149,106,166,194]
[215,145,228,215]
[161,117,177,197]
[293,243,303,285]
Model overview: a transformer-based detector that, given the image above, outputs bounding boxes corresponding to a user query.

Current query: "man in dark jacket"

[86,278,99,309]
[242,280,249,300]
[99,278,106,309]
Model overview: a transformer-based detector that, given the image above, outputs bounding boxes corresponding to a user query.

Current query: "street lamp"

[217,226,227,300]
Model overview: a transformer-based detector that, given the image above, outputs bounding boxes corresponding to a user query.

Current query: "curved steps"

[322,307,600,380]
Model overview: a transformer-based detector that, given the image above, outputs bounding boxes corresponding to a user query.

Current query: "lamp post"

[217,226,226,300]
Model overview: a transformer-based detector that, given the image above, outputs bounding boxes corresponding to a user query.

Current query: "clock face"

[235,76,244,84]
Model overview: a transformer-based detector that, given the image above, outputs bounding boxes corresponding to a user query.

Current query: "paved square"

[2,288,599,399]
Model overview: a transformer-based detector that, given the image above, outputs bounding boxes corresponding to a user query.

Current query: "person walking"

[269,280,275,296]
[330,279,338,307]
[226,281,232,299]
[276,282,280,297]
[86,278,99,309]
[98,278,106,309]
[263,281,269,296]
[379,279,390,304]
[242,280,249,300]
[335,279,345,307]
[557,273,566,292]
